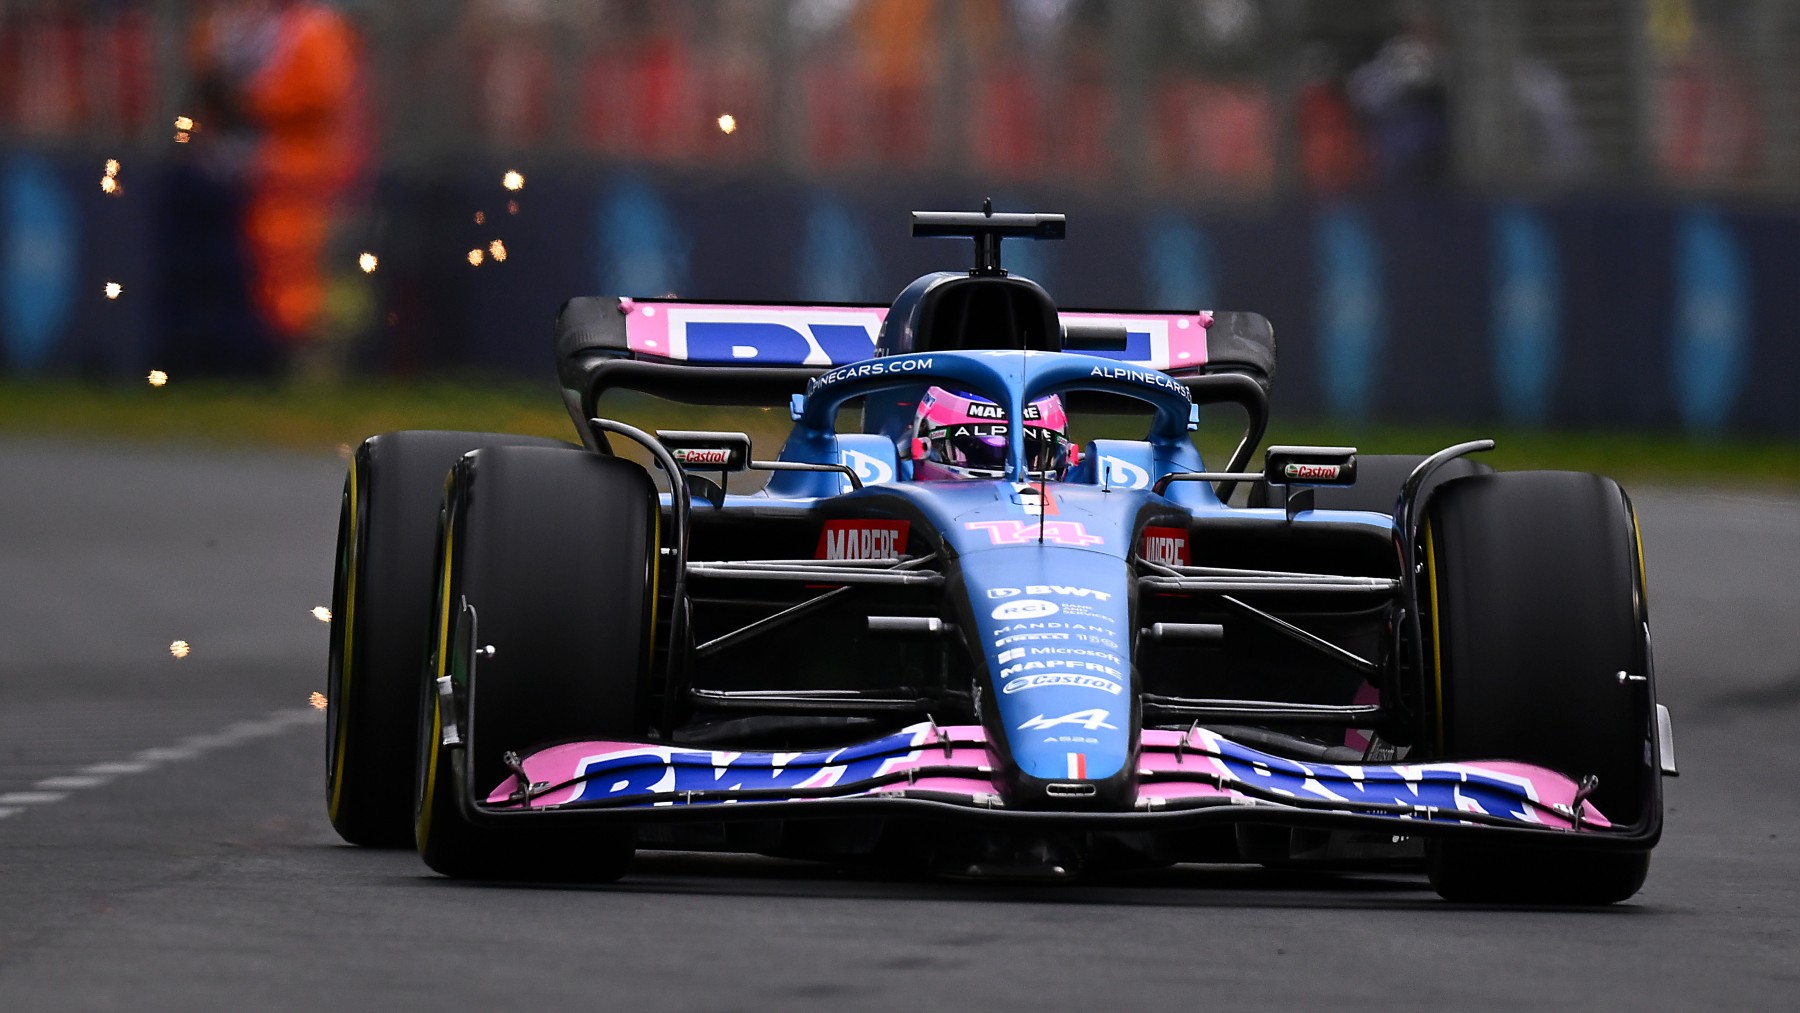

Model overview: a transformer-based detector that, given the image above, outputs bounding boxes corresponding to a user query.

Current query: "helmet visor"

[923,423,1068,475]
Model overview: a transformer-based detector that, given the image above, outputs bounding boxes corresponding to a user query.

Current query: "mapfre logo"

[815,520,909,561]
[1139,526,1190,566]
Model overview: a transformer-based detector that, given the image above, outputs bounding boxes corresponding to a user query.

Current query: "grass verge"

[1,377,1793,490]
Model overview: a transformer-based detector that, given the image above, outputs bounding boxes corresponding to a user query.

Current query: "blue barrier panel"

[4,150,1794,438]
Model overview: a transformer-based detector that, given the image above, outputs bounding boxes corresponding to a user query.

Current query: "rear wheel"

[1420,471,1654,904]
[416,445,659,881]
[326,431,570,847]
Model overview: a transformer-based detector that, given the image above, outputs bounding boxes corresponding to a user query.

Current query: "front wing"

[474,724,1646,846]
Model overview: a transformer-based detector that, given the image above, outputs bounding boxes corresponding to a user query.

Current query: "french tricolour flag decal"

[1067,753,1087,779]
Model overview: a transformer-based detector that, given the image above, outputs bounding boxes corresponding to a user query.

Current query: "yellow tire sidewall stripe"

[1424,519,1447,754]
[327,461,360,822]
[1631,502,1649,615]
[419,512,456,852]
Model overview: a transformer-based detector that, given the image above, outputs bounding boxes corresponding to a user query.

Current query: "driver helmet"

[910,387,1077,480]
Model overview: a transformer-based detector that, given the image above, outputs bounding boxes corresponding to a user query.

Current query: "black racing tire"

[326,430,570,848]
[1420,470,1654,904]
[1427,842,1650,907]
[1248,453,1493,513]
[416,445,659,882]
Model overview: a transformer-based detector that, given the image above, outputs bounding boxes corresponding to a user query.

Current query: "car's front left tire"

[326,430,570,848]
[416,445,659,881]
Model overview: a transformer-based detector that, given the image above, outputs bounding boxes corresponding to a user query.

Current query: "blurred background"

[0,0,1796,441]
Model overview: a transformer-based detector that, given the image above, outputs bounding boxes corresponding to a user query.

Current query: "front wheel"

[416,445,659,881]
[1420,470,1656,904]
[326,430,570,847]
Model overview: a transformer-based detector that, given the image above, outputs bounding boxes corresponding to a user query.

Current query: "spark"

[104,281,123,299]
[169,640,190,659]
[717,113,737,134]
[487,240,507,262]
[473,210,486,225]
[174,132,190,143]
[173,116,194,144]
[502,170,525,191]
[506,200,519,215]
[358,252,378,273]
[100,176,120,195]
[309,692,328,710]
[467,248,484,266]
[311,606,332,623]
[104,159,120,176]
[174,115,194,131]
[147,370,168,387]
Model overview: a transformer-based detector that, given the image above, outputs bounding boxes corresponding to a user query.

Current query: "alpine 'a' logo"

[1018,709,1117,732]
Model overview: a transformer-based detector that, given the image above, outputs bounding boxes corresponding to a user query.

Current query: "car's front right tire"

[1420,470,1656,904]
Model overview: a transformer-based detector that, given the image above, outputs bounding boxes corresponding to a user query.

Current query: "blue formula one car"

[324,209,1676,903]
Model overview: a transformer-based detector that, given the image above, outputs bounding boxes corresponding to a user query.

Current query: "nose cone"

[961,548,1137,809]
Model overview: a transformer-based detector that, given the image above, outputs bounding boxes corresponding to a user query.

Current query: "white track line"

[0,707,322,821]
[0,792,70,805]
[133,747,201,763]
[82,762,154,776]
[35,776,111,790]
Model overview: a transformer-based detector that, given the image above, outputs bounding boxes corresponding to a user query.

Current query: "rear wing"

[555,296,1274,423]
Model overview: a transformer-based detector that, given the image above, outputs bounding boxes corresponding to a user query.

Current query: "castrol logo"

[1284,463,1341,481]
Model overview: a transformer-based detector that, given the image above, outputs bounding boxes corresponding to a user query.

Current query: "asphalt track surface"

[1,436,1796,1011]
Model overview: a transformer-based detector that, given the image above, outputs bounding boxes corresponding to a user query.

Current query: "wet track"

[2,437,1797,1010]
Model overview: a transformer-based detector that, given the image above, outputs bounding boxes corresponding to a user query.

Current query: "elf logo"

[816,520,909,561]
[1139,526,1190,566]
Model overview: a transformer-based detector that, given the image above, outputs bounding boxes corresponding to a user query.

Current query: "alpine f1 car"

[325,208,1675,903]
